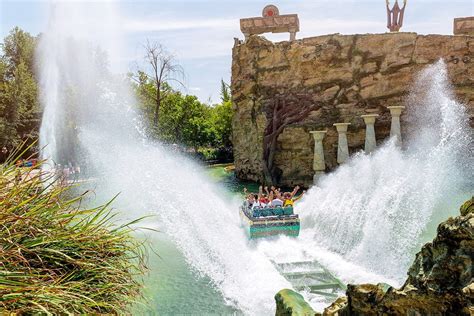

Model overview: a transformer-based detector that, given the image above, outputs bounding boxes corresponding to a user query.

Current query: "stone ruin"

[240,5,299,41]
[454,17,474,35]
[233,4,473,187]
[231,33,473,186]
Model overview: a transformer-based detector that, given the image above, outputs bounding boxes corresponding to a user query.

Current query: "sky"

[1,0,473,103]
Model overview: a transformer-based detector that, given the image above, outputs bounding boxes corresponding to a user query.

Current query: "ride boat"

[239,202,300,239]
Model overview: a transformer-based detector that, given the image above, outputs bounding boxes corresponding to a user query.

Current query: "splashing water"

[37,1,472,314]
[37,2,290,315]
[298,60,472,282]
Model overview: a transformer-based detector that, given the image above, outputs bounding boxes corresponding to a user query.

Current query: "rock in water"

[275,289,315,316]
[322,197,474,315]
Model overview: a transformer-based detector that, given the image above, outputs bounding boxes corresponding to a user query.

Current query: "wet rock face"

[231,33,474,186]
[322,197,474,316]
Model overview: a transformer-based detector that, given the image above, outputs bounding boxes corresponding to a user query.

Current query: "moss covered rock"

[275,289,316,316]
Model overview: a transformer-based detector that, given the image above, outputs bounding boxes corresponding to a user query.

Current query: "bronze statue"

[386,0,407,32]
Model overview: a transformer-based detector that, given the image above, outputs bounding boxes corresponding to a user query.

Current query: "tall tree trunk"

[153,86,161,127]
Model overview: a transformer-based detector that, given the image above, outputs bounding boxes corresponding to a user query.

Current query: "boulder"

[275,289,316,316]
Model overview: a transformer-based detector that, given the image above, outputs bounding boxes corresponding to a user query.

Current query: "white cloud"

[123,17,236,32]
[301,18,385,35]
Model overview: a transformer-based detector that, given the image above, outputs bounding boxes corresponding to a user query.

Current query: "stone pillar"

[387,106,405,144]
[361,114,379,154]
[333,123,351,164]
[310,130,327,183]
[289,30,297,41]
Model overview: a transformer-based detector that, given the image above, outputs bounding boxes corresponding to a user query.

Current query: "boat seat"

[251,206,294,217]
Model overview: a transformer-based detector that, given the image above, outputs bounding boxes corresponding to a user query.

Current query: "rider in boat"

[244,185,305,210]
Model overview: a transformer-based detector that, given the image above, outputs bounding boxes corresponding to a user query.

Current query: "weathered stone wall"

[231,32,474,186]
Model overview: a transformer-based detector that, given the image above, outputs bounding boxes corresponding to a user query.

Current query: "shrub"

[0,152,147,314]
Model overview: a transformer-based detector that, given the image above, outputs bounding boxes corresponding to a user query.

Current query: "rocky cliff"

[231,33,474,186]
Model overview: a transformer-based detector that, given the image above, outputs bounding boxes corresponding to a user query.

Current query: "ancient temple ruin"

[231,8,474,186]
[240,5,299,41]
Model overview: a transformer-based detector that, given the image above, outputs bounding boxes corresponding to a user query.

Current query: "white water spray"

[37,1,472,314]
[298,60,472,282]
[37,2,288,315]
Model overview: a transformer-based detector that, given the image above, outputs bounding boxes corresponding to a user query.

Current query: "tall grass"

[0,149,148,314]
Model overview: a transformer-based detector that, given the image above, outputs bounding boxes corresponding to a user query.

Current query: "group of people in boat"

[244,185,305,210]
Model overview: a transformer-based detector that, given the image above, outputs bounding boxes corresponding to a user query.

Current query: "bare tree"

[139,40,185,127]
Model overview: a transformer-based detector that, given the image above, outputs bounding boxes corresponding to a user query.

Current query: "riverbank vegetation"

[0,27,40,153]
[0,153,148,314]
[0,27,233,163]
[133,77,233,161]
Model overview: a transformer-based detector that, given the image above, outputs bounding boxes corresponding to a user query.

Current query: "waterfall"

[298,60,473,282]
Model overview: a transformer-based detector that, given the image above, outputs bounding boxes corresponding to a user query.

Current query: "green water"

[135,234,238,315]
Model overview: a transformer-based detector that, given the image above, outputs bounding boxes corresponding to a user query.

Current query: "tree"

[209,100,232,148]
[131,71,233,160]
[136,40,184,128]
[263,94,322,185]
[159,93,212,150]
[0,28,40,152]
[2,27,36,76]
[220,79,230,103]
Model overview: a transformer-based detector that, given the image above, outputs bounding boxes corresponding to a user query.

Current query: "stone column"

[387,106,405,144]
[361,114,379,154]
[289,30,297,41]
[333,123,351,164]
[310,130,327,183]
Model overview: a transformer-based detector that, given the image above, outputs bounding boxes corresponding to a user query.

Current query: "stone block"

[454,17,474,35]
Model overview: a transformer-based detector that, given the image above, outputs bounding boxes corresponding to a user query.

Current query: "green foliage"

[0,27,41,151]
[0,151,148,314]
[209,100,233,148]
[220,79,230,103]
[132,74,234,159]
[158,92,213,149]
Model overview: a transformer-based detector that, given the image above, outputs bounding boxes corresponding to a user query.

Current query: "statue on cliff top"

[386,0,407,32]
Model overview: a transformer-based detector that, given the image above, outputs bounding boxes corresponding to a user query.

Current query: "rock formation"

[231,33,474,186]
[322,197,474,315]
[274,198,474,315]
[275,289,315,316]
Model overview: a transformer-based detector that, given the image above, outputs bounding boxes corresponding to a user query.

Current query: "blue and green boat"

[239,203,300,239]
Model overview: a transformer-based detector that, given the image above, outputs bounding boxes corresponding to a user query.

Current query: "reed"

[0,150,148,314]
